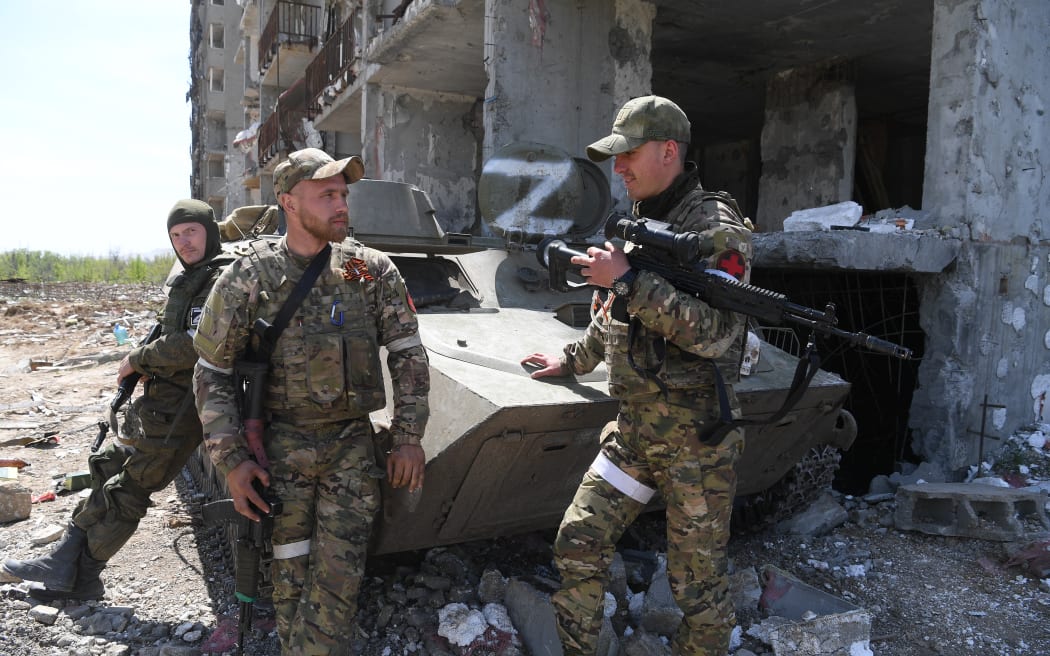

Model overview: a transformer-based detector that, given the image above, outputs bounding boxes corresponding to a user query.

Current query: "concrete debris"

[437,602,491,646]
[28,604,59,626]
[28,523,64,546]
[0,480,32,523]
[759,565,873,656]
[503,578,562,656]
[776,491,849,536]
[638,554,684,636]
[895,482,1050,541]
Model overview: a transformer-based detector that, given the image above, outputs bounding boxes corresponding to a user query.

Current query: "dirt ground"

[1,281,1049,656]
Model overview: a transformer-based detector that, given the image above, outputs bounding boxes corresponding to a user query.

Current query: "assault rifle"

[93,323,163,452]
[202,483,282,656]
[208,316,283,655]
[537,215,912,361]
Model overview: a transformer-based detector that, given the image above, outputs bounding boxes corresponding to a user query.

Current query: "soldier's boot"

[27,550,107,602]
[1,522,86,592]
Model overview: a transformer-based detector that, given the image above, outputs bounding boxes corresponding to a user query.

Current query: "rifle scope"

[604,215,700,266]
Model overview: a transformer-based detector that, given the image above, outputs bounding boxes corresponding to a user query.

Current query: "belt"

[268,414,366,427]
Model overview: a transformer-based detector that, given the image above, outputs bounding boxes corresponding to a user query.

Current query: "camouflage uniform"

[552,98,754,656]
[193,235,429,655]
[76,250,232,560]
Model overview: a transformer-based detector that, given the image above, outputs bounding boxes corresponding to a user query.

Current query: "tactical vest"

[243,239,386,425]
[605,189,754,399]
[146,254,235,401]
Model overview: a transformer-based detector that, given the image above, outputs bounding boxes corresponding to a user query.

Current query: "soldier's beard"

[300,208,349,243]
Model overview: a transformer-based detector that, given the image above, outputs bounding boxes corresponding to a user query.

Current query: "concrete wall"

[922,0,1049,242]
[756,63,857,232]
[362,86,481,232]
[483,0,654,214]
[910,0,1050,473]
[702,140,758,221]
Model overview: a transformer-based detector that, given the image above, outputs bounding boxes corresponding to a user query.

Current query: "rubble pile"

[1,282,1049,655]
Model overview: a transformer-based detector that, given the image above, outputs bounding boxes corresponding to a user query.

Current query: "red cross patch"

[342,257,374,282]
[715,250,746,280]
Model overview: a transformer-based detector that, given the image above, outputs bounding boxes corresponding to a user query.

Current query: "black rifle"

[93,323,163,452]
[537,215,912,360]
[236,318,277,469]
[208,317,281,656]
[202,483,282,656]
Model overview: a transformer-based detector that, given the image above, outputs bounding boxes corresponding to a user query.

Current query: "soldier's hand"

[570,241,630,288]
[116,356,135,386]
[227,460,271,522]
[387,444,425,492]
[520,352,566,379]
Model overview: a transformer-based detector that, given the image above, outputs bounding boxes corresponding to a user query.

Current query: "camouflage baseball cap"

[273,148,365,195]
[586,95,691,162]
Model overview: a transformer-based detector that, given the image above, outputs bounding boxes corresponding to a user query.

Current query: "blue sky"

[0,2,192,257]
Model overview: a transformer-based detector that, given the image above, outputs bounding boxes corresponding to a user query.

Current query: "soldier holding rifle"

[3,200,232,601]
[521,96,754,656]
[193,148,429,655]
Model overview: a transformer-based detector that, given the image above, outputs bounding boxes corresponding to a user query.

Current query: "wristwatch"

[612,268,638,297]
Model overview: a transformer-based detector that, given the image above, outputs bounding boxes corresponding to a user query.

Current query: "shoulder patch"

[715,250,747,281]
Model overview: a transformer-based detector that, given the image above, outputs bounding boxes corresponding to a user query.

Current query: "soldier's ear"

[277,192,295,215]
[663,139,679,164]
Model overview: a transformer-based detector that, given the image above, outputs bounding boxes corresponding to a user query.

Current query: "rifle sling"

[253,243,332,361]
[699,337,823,446]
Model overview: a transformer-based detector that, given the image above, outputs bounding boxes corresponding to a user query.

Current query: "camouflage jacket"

[128,254,233,412]
[193,237,430,476]
[563,168,753,400]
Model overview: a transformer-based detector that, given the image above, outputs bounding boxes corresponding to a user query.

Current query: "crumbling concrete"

[759,565,873,656]
[894,482,1050,541]
[908,0,1050,474]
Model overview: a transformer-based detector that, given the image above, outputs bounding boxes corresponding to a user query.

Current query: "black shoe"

[2,523,86,593]
[27,550,106,602]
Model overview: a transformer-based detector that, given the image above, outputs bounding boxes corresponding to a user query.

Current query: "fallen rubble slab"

[759,565,873,656]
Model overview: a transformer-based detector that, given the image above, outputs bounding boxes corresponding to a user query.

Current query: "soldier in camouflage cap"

[522,95,753,656]
[273,147,364,195]
[4,200,234,602]
[193,148,429,655]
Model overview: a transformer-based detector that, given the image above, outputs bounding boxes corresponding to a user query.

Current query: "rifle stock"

[537,217,912,361]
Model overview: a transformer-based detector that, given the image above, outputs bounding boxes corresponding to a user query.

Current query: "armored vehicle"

[189,143,857,556]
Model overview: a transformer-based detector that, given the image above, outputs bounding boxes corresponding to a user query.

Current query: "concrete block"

[0,481,32,523]
[894,483,1050,541]
[759,565,872,656]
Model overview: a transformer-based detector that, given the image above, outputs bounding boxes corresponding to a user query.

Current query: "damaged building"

[188,0,1049,490]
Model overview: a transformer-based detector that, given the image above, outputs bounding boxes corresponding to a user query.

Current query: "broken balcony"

[259,0,322,88]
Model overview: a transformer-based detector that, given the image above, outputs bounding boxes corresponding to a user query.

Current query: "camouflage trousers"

[552,389,743,656]
[266,417,381,656]
[73,394,202,560]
